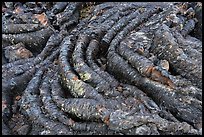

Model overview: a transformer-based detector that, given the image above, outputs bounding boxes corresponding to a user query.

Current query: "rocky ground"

[2,2,202,135]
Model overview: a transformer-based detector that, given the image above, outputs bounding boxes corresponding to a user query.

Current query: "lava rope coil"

[2,2,202,135]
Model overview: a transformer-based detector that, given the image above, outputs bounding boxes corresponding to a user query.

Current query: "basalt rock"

[2,2,202,135]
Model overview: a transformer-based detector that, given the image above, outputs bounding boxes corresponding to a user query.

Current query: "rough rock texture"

[2,2,202,135]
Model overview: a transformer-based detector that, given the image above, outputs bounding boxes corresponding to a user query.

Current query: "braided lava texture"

[2,2,202,135]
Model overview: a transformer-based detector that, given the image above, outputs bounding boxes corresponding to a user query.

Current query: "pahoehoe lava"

[2,2,202,135]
